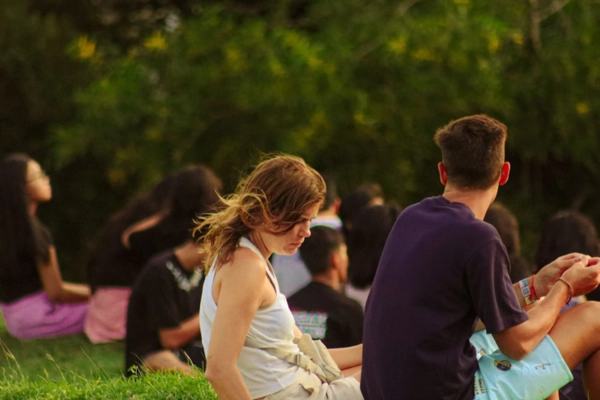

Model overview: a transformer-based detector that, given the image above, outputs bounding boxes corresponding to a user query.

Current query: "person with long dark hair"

[85,165,221,344]
[0,153,90,339]
[84,172,178,343]
[484,202,532,283]
[345,204,400,309]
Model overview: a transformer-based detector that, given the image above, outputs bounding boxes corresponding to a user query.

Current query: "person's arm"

[510,253,585,309]
[38,246,91,303]
[494,255,600,360]
[121,213,163,248]
[159,314,200,349]
[204,249,270,400]
[328,344,362,370]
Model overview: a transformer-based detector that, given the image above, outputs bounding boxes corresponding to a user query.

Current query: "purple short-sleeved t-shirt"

[361,196,528,400]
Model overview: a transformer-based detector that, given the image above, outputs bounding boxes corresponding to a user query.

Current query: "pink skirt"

[0,291,89,340]
[84,287,131,343]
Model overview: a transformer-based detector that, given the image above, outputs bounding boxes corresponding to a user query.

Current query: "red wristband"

[530,274,537,301]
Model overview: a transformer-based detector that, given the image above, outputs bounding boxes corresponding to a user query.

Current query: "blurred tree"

[4,0,600,275]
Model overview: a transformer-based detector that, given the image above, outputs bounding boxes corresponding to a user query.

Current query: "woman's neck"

[247,231,272,259]
[29,202,38,216]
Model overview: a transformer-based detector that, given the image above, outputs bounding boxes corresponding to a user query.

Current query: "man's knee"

[573,301,600,322]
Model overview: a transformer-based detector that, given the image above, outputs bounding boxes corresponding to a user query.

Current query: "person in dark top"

[125,240,205,376]
[84,173,178,343]
[125,165,222,263]
[288,226,363,349]
[87,172,178,293]
[85,165,221,344]
[345,204,401,309]
[534,209,600,400]
[483,202,532,283]
[0,153,90,339]
[361,115,600,400]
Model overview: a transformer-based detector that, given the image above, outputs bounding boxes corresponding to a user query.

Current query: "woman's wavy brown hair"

[195,154,326,271]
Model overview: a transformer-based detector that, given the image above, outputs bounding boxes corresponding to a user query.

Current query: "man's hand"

[535,253,586,297]
[561,257,600,297]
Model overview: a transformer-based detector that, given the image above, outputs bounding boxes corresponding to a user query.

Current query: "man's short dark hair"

[299,226,344,276]
[434,115,507,190]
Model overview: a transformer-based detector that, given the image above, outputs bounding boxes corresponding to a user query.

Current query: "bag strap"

[249,334,343,384]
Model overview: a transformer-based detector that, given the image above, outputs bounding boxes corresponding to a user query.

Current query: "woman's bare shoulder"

[219,246,266,279]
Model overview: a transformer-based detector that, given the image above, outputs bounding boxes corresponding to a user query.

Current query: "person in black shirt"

[287,226,363,348]
[125,240,205,376]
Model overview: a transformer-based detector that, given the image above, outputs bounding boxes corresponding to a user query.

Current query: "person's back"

[287,226,363,348]
[362,196,520,399]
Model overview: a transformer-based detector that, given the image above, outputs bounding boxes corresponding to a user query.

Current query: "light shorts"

[473,333,573,400]
[264,369,363,400]
[470,330,500,356]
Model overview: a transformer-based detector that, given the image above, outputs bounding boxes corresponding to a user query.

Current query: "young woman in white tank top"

[196,154,363,400]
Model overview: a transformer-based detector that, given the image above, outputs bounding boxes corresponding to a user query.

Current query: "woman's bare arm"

[204,249,272,400]
[38,246,90,303]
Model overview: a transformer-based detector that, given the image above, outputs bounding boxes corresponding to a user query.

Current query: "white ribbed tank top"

[200,237,302,399]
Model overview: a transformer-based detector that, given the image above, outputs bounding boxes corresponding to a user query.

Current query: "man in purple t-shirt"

[361,115,600,400]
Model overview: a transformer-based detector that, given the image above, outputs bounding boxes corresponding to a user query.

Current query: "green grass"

[0,317,124,381]
[0,316,217,399]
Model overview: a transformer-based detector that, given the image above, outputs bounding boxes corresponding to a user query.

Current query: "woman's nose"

[299,221,311,238]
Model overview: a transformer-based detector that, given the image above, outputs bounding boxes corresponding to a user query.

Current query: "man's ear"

[330,251,341,273]
[438,162,448,185]
[333,198,341,215]
[499,162,510,186]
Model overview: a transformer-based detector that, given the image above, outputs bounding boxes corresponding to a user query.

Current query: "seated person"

[534,210,600,400]
[0,154,90,340]
[362,115,600,400]
[86,165,221,344]
[124,240,205,376]
[198,155,362,400]
[288,226,364,348]
[84,174,177,344]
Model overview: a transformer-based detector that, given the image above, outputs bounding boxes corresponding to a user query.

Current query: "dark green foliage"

[3,0,600,272]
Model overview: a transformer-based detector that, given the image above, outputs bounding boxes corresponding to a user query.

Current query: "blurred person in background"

[85,165,221,343]
[345,204,401,309]
[0,153,90,339]
[124,239,206,376]
[483,202,532,283]
[338,182,383,241]
[534,209,600,400]
[288,226,363,348]
[84,172,178,343]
